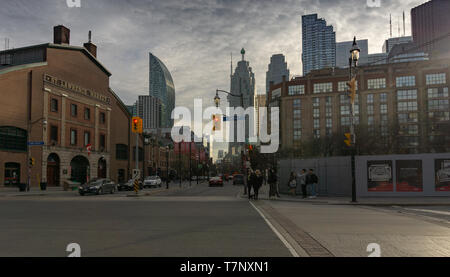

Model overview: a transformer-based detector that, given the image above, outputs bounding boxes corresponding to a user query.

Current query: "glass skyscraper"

[149,53,175,128]
[302,14,336,76]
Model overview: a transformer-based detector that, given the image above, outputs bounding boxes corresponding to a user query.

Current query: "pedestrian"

[288,172,297,196]
[247,169,255,199]
[307,169,319,198]
[297,169,307,199]
[253,170,264,200]
[268,167,279,199]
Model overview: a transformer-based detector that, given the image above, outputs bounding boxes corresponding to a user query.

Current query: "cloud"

[0,0,426,155]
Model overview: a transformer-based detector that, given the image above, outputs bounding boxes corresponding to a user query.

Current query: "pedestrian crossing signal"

[132,117,143,134]
[344,133,352,147]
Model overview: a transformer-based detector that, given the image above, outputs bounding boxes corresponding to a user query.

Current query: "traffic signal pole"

[348,59,357,203]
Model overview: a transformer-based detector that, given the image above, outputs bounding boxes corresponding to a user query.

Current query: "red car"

[209,176,223,187]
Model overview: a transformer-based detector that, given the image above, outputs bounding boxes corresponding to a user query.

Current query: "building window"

[340,94,349,104]
[429,111,450,122]
[368,116,374,126]
[367,105,374,115]
[428,87,449,98]
[367,94,374,104]
[428,99,449,111]
[398,102,418,112]
[380,93,388,103]
[313,108,320,118]
[288,85,305,95]
[84,108,90,120]
[293,130,302,141]
[314,129,320,139]
[397,89,417,100]
[380,104,388,114]
[70,129,77,146]
[313,119,320,129]
[396,76,416,87]
[312,97,320,107]
[84,131,90,146]
[293,119,302,129]
[100,134,106,150]
[0,126,27,152]
[326,107,332,118]
[293,109,301,119]
[50,126,58,143]
[341,117,350,126]
[116,144,128,160]
[313,82,332,93]
[293,99,301,109]
[71,104,78,117]
[426,73,446,85]
[325,96,332,106]
[398,113,418,123]
[100,112,106,124]
[340,105,350,116]
[326,118,332,128]
[367,78,386,89]
[51,99,58,112]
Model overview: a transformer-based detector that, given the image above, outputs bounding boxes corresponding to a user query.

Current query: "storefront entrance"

[70,156,90,184]
[98,158,107,179]
[4,162,20,186]
[47,153,60,186]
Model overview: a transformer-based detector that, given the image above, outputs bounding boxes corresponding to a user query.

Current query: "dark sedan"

[79,179,116,196]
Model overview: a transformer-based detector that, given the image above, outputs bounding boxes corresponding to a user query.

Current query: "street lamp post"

[214,89,248,194]
[166,145,169,189]
[349,37,360,203]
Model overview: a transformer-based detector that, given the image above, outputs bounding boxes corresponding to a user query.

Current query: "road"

[0,180,449,257]
[0,181,291,257]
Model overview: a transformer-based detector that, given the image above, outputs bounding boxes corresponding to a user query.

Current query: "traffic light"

[29,157,35,167]
[344,133,352,147]
[212,114,221,131]
[347,77,357,104]
[132,117,143,134]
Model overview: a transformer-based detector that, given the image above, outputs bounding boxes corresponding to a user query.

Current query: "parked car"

[118,179,143,191]
[79,179,116,196]
[209,176,223,187]
[143,176,162,188]
[233,174,245,186]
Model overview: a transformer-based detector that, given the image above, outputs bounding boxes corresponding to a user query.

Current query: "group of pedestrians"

[288,169,319,199]
[247,169,264,200]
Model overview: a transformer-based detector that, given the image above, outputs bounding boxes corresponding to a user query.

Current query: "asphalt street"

[0,181,291,257]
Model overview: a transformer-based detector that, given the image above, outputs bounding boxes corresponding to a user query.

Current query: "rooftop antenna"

[390,14,392,38]
[88,30,92,43]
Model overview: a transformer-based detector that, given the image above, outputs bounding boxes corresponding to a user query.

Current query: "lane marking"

[249,201,299,257]
[405,208,450,216]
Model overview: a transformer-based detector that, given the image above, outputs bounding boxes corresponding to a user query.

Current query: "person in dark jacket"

[306,169,319,198]
[268,167,279,199]
[253,170,264,200]
[247,169,255,199]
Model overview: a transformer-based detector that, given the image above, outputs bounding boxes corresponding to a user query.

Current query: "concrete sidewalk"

[253,199,450,257]
[243,184,450,206]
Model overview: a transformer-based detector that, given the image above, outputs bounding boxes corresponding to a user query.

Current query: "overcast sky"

[1,0,425,154]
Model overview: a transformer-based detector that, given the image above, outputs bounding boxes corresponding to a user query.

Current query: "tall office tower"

[411,0,450,57]
[266,54,290,93]
[382,36,413,54]
[149,53,175,128]
[137,95,161,131]
[228,48,255,157]
[336,39,369,68]
[302,14,336,76]
[126,102,138,117]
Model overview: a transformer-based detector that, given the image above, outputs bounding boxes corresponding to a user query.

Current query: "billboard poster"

[367,160,393,192]
[396,160,423,192]
[435,159,450,191]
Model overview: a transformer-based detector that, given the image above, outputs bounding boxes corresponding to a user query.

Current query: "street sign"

[223,115,245,122]
[132,169,141,180]
[28,141,44,146]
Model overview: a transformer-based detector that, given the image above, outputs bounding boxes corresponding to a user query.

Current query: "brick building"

[0,25,145,187]
[267,57,450,155]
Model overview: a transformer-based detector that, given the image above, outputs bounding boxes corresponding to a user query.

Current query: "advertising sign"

[435,159,450,191]
[396,160,423,192]
[367,160,393,192]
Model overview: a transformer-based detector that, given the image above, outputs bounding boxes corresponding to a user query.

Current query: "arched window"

[0,126,27,152]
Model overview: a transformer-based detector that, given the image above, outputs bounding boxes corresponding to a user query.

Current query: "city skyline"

[0,0,423,114]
